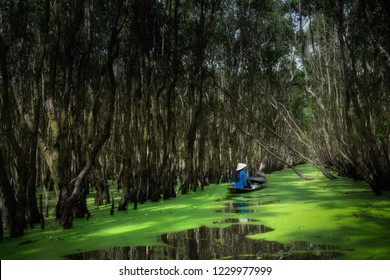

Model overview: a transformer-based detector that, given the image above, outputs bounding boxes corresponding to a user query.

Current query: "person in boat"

[233,163,250,189]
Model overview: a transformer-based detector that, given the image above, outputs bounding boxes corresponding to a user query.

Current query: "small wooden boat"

[227,184,264,194]
[227,175,267,194]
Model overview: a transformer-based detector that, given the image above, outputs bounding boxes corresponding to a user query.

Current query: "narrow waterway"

[63,165,390,260]
[66,193,346,260]
[2,164,390,260]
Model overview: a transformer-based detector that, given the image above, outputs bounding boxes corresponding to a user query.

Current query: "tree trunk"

[0,206,3,241]
[0,150,25,237]
[118,159,132,211]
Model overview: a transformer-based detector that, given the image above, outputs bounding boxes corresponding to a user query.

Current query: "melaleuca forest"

[1,0,390,260]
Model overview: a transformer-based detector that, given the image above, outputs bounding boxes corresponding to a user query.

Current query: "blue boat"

[227,175,267,194]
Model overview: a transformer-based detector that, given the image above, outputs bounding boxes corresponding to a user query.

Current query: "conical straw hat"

[236,163,247,171]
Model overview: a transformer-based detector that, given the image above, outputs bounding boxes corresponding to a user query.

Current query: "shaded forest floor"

[1,164,390,259]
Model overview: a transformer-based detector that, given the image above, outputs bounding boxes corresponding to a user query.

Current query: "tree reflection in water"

[215,200,280,213]
[65,223,343,260]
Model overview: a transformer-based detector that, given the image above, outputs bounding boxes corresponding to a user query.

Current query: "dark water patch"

[259,241,345,260]
[223,200,280,208]
[353,211,373,218]
[340,190,373,195]
[226,194,273,199]
[215,200,280,213]
[242,194,274,199]
[215,208,258,213]
[216,196,274,201]
[214,197,234,202]
[213,218,260,224]
[18,240,37,246]
[261,251,344,260]
[64,224,345,260]
[66,246,168,260]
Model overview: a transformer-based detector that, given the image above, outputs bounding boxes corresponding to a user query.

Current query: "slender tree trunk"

[0,206,3,240]
[0,150,24,237]
[61,0,123,228]
[0,34,29,236]
[26,97,41,224]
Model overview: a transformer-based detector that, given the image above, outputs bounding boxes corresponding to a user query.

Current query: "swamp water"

[2,164,390,259]
[66,213,344,260]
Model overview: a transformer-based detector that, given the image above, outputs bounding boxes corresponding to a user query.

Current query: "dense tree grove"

[0,0,389,236]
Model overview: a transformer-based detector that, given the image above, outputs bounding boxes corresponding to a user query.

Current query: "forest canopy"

[0,0,389,237]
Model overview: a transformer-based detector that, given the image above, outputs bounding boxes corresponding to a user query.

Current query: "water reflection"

[242,195,273,199]
[65,224,344,260]
[213,218,260,224]
[215,194,275,202]
[225,200,280,208]
[216,200,280,213]
[341,191,372,195]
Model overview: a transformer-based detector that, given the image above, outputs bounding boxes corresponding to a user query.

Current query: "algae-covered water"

[1,164,390,260]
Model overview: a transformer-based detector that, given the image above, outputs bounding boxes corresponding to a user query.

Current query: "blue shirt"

[233,170,248,188]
